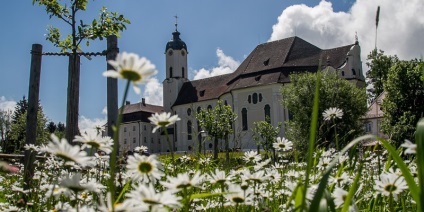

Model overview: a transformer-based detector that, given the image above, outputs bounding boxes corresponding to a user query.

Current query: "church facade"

[118,28,365,154]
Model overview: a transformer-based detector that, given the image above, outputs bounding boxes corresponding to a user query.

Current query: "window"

[352,68,356,76]
[188,146,192,151]
[133,137,136,143]
[124,139,127,144]
[364,122,372,132]
[252,93,258,104]
[187,121,192,140]
[259,93,263,102]
[182,67,185,78]
[151,138,154,143]
[264,105,271,122]
[242,108,248,131]
[187,108,192,116]
[207,105,212,110]
[144,125,146,130]
[288,110,294,120]
[341,71,345,76]
[209,143,213,149]
[133,126,136,131]
[169,67,173,78]
[124,127,127,132]
[197,106,202,114]
[158,139,161,144]
[144,137,147,143]
[248,95,251,103]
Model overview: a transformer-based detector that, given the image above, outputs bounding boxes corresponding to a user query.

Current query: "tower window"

[242,108,248,131]
[259,93,263,102]
[253,93,258,104]
[352,68,356,76]
[197,106,202,114]
[248,95,251,104]
[133,137,136,143]
[187,121,192,140]
[169,67,173,78]
[187,108,192,116]
[182,67,185,78]
[264,104,271,122]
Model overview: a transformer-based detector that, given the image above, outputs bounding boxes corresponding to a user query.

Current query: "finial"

[174,15,178,31]
[355,31,359,44]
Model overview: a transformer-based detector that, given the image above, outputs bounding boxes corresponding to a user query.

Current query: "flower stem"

[109,80,131,209]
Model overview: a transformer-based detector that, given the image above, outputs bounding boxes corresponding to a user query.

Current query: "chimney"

[142,98,146,106]
[125,101,130,105]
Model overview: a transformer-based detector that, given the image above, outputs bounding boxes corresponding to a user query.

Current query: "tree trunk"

[65,54,80,143]
[213,137,218,160]
[225,134,229,164]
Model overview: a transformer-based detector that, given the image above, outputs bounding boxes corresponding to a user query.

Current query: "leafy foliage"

[0,109,12,152]
[32,0,130,52]
[196,100,237,160]
[381,59,424,145]
[366,49,399,103]
[252,118,281,160]
[281,70,367,153]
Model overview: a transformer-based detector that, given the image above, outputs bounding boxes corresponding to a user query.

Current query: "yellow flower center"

[138,162,153,173]
[121,70,141,81]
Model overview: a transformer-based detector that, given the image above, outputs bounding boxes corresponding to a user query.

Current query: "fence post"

[65,54,81,143]
[106,35,119,150]
[23,44,42,190]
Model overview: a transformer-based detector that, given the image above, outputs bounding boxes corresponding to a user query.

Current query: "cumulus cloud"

[0,96,16,113]
[269,0,424,65]
[79,115,107,136]
[143,78,163,106]
[193,48,240,80]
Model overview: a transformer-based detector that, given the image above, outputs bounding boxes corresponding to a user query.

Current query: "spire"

[174,15,178,31]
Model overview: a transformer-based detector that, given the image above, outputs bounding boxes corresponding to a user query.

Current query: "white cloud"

[0,96,16,113]
[269,0,424,65]
[143,78,163,106]
[79,115,107,136]
[193,48,240,80]
[102,106,107,115]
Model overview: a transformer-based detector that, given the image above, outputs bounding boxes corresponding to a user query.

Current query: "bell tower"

[163,17,188,112]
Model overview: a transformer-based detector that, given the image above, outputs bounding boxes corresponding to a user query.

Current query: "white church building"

[117,27,365,154]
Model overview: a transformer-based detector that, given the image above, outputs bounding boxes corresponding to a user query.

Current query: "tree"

[47,121,57,133]
[252,117,281,162]
[7,97,49,153]
[0,109,12,152]
[196,100,237,161]
[281,70,367,153]
[381,59,424,146]
[366,49,399,103]
[33,0,130,142]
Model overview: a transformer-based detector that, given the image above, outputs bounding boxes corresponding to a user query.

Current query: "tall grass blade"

[415,118,424,212]
[341,162,362,212]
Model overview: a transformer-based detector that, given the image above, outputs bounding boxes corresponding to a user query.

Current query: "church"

[117,27,365,154]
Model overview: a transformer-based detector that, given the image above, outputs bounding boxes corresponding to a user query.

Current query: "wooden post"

[65,54,80,143]
[23,44,42,190]
[106,35,119,145]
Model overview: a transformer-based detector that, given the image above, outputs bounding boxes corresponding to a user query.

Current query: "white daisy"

[134,145,149,154]
[273,137,293,151]
[401,139,416,154]
[43,134,91,167]
[332,187,348,208]
[125,183,181,210]
[73,132,114,154]
[148,112,181,133]
[126,154,163,183]
[374,172,408,198]
[208,168,231,185]
[224,183,253,206]
[161,171,202,191]
[103,52,157,94]
[242,150,261,164]
[323,107,344,121]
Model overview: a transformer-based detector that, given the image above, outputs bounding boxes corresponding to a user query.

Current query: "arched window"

[264,104,271,122]
[248,95,251,103]
[182,67,185,78]
[259,93,263,102]
[242,108,248,131]
[169,67,173,78]
[207,105,212,110]
[187,108,191,116]
[341,71,345,76]
[187,121,192,140]
[352,68,356,76]
[197,106,202,114]
[253,93,258,104]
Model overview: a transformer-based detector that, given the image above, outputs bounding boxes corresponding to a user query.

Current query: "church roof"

[173,36,356,106]
[121,102,164,123]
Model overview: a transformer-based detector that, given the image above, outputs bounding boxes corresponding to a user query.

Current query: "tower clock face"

[168,50,173,56]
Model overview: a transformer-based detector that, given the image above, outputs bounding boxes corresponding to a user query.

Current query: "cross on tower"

[174,15,178,31]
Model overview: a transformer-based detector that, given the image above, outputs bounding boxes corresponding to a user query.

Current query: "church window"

[169,67,173,78]
[188,146,192,151]
[182,67,185,78]
[255,75,261,81]
[253,93,258,104]
[207,105,212,110]
[144,137,147,143]
[242,108,248,131]
[187,121,192,140]
[124,127,127,132]
[124,138,127,144]
[248,95,251,103]
[133,126,136,131]
[259,93,263,102]
[352,68,356,76]
[209,143,213,149]
[187,108,192,116]
[288,110,294,120]
[264,104,271,122]
[197,106,202,114]
[199,90,205,97]
[263,58,270,66]
[224,100,228,105]
[341,71,345,76]
[133,137,136,143]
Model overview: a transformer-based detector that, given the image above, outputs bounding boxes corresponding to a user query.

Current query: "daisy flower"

[242,150,261,164]
[73,132,114,154]
[374,172,408,198]
[273,137,293,151]
[224,183,253,206]
[323,107,344,121]
[125,184,181,210]
[161,171,202,191]
[134,145,149,154]
[43,134,91,167]
[126,154,163,183]
[401,139,416,154]
[332,187,348,208]
[103,52,157,94]
[208,168,231,185]
[148,112,181,133]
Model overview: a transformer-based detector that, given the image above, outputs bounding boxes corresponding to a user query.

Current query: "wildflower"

[126,154,163,183]
[243,150,261,164]
[59,173,101,193]
[73,132,114,154]
[103,52,157,94]
[374,172,408,198]
[323,107,343,121]
[224,184,253,206]
[401,139,416,154]
[332,187,348,208]
[23,144,40,152]
[208,168,231,185]
[43,134,91,167]
[161,171,202,191]
[134,145,149,154]
[273,137,293,151]
[125,184,181,210]
[148,112,181,133]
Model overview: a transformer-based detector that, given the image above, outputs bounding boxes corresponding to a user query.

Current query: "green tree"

[0,109,12,152]
[366,49,399,103]
[252,117,281,162]
[382,59,424,146]
[196,100,237,161]
[281,71,367,153]
[7,97,49,153]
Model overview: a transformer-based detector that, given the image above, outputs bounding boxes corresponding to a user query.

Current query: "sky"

[0,0,423,135]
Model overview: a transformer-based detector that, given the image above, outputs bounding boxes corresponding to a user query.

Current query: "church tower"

[163,20,188,112]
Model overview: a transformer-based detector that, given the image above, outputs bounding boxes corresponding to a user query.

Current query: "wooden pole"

[65,54,80,143]
[23,44,42,190]
[106,35,119,147]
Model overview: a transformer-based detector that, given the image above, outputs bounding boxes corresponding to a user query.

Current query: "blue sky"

[0,0,423,134]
